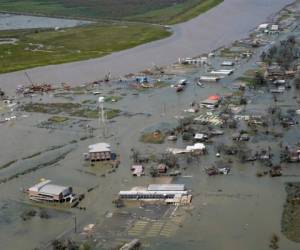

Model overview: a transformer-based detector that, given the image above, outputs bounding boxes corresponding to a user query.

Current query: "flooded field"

[0,1,300,250]
[0,13,90,30]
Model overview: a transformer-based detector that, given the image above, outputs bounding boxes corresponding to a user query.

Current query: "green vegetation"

[0,23,170,73]
[260,35,298,69]
[104,96,123,103]
[282,182,300,242]
[0,0,223,73]
[22,102,120,119]
[0,0,223,24]
[237,69,265,86]
[140,130,166,144]
[127,0,223,24]
[48,116,69,123]
[220,48,242,58]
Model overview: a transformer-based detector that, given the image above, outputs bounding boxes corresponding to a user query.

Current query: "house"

[199,76,220,82]
[27,179,75,203]
[288,151,300,162]
[194,133,208,142]
[257,23,269,30]
[157,163,168,173]
[210,69,234,76]
[180,57,208,65]
[221,61,235,66]
[87,143,112,161]
[136,76,148,83]
[200,99,220,108]
[186,143,206,154]
[131,165,144,177]
[167,143,206,155]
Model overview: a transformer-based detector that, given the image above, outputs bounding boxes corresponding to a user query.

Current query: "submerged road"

[0,0,294,94]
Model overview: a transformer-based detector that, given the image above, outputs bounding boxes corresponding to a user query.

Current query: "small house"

[194,133,208,142]
[221,61,235,66]
[157,164,168,173]
[131,165,144,176]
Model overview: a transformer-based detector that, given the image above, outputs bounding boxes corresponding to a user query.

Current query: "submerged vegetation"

[282,182,300,242]
[140,130,166,144]
[21,102,120,119]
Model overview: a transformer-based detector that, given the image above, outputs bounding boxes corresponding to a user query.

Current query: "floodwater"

[0,0,294,95]
[0,13,90,30]
[1,21,300,248]
[0,1,299,250]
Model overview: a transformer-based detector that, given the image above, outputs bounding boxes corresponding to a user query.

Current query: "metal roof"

[29,179,70,196]
[39,184,70,196]
[147,184,185,191]
[88,143,111,153]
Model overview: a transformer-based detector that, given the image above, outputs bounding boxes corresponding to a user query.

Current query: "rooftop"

[147,184,185,191]
[28,180,71,196]
[89,142,111,153]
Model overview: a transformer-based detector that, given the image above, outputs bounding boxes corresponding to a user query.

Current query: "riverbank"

[0,22,170,74]
[0,0,294,95]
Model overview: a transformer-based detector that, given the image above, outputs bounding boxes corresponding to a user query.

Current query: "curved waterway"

[0,0,294,94]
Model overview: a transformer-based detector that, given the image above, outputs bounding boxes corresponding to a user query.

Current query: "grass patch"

[0,0,222,24]
[104,96,122,103]
[0,23,170,73]
[22,102,81,114]
[282,182,300,242]
[219,48,241,58]
[48,116,69,123]
[140,130,166,144]
[127,0,223,24]
[22,102,120,119]
[82,99,97,105]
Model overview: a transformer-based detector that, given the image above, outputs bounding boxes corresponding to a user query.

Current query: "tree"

[130,148,140,163]
[253,71,266,86]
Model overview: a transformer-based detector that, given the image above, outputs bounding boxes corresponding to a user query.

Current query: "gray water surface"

[0,13,90,30]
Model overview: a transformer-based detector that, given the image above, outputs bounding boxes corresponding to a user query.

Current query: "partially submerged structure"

[27,179,76,204]
[118,184,192,205]
[131,165,145,177]
[86,143,112,161]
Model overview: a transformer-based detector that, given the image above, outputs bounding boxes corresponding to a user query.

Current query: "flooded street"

[0,1,300,250]
[0,0,294,95]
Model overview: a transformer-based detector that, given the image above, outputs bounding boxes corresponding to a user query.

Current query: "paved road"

[0,0,294,94]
